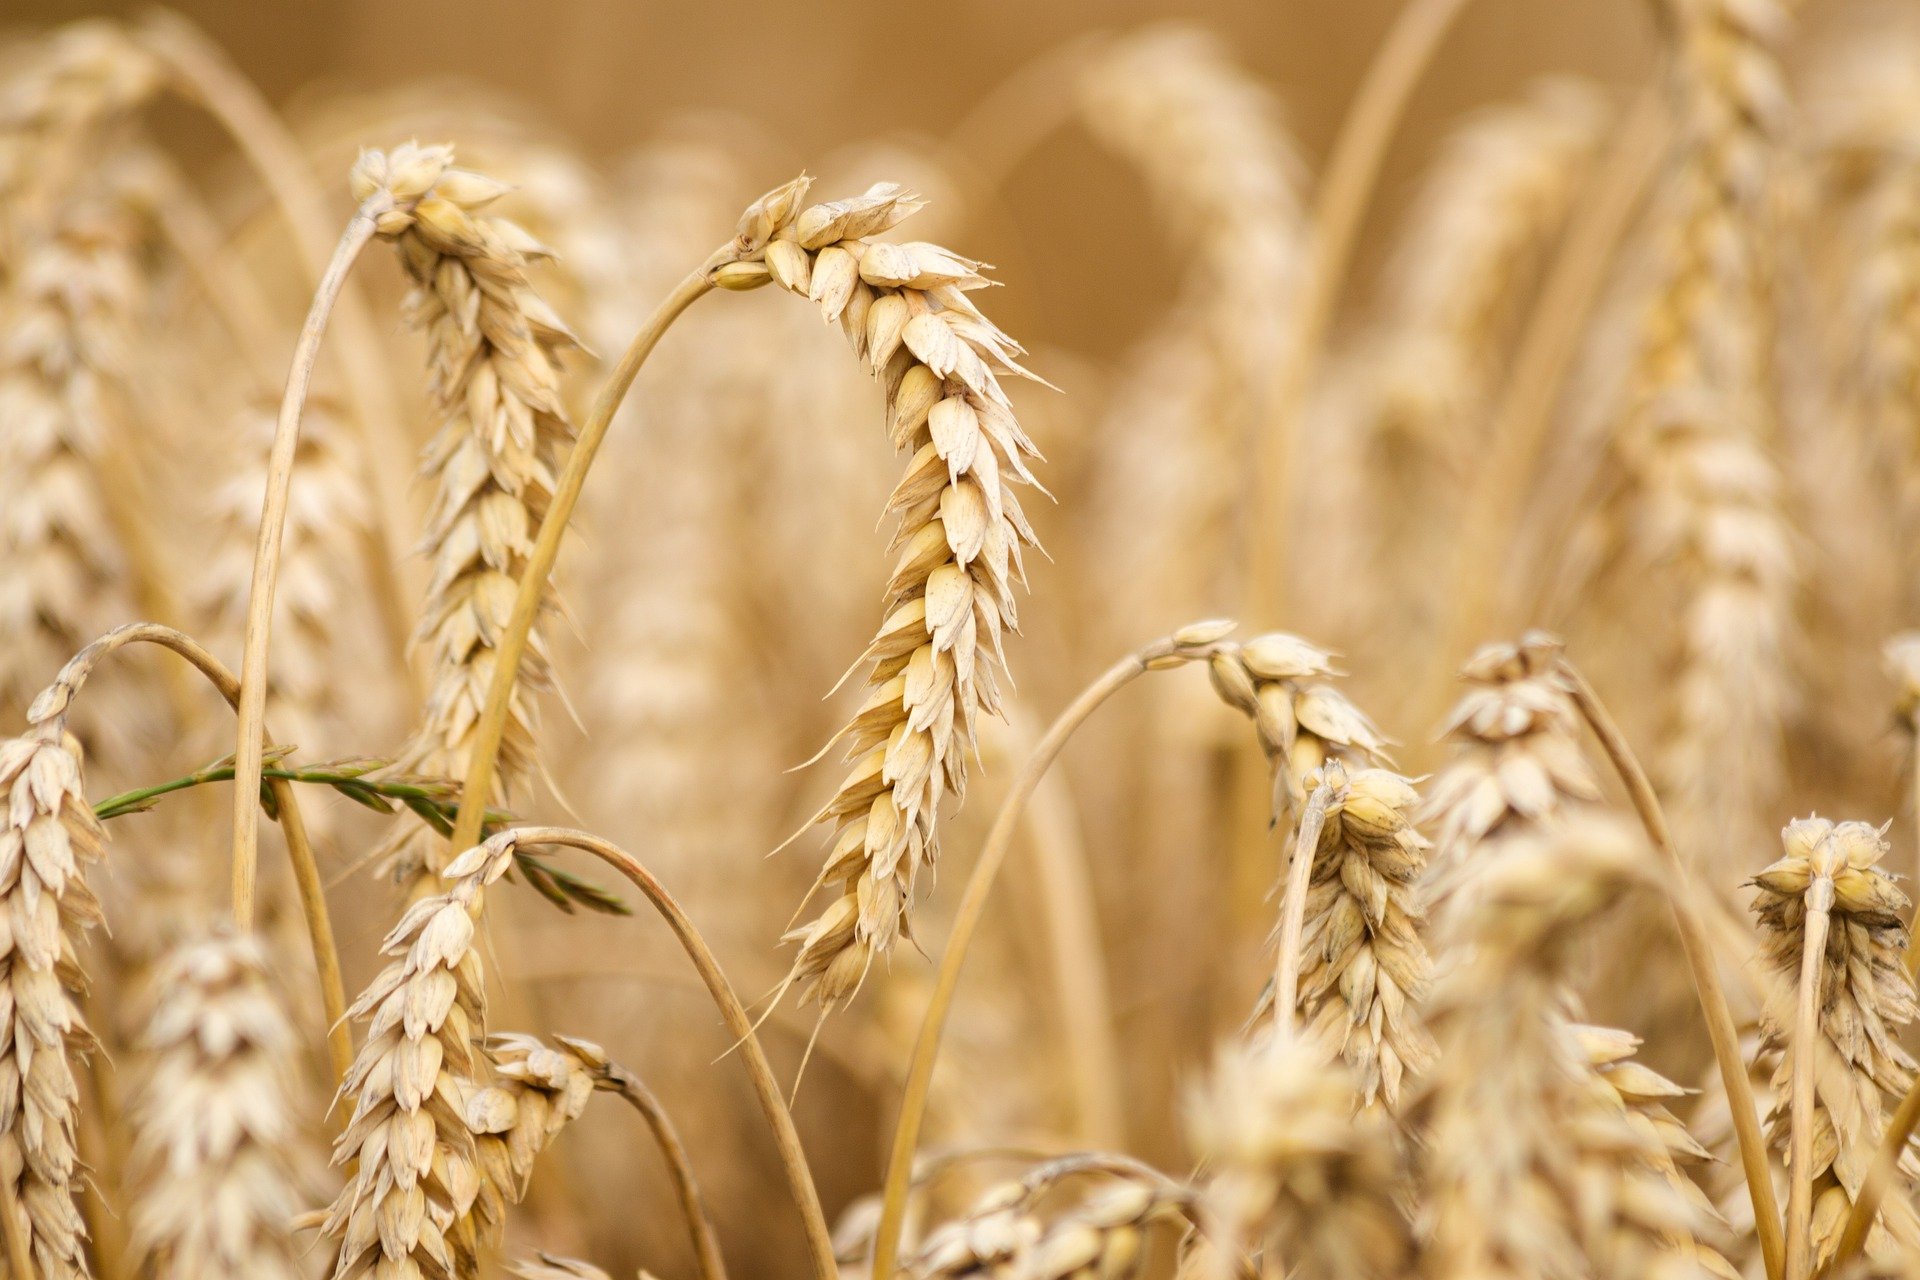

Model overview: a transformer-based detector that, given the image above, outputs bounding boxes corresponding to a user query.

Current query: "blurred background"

[7,1,1920,1278]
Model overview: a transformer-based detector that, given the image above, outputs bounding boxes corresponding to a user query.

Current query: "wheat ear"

[1752,818,1920,1273]
[740,177,1046,1011]
[0,725,108,1279]
[127,929,308,1280]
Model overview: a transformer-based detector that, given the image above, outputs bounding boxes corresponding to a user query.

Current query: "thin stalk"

[1786,878,1834,1280]
[136,12,421,683]
[446,257,731,853]
[1006,708,1125,1147]
[33,623,351,1081]
[1830,1068,1920,1268]
[600,1062,729,1280]
[230,198,388,929]
[504,827,834,1280]
[871,648,1163,1280]
[143,158,283,385]
[1430,86,1668,707]
[1247,0,1472,620]
[947,33,1113,200]
[1558,657,1785,1280]
[1271,778,1335,1040]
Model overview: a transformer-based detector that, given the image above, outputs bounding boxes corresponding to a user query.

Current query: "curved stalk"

[135,12,421,682]
[1247,0,1473,620]
[502,827,834,1280]
[1831,1070,1920,1268]
[446,256,731,853]
[871,647,1169,1280]
[599,1062,729,1280]
[1558,657,1785,1280]
[31,622,351,1082]
[229,198,389,929]
[1786,878,1834,1280]
[1271,777,1335,1039]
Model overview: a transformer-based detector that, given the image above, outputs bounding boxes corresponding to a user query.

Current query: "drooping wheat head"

[467,1032,600,1242]
[127,928,309,1280]
[724,176,1044,1010]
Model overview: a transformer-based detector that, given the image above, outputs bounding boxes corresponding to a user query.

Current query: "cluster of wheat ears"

[11,1,1920,1278]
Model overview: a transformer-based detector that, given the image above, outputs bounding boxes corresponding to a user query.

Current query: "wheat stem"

[1272,777,1336,1041]
[1248,0,1471,620]
[446,255,730,855]
[1557,656,1786,1280]
[501,827,834,1280]
[31,622,351,1081]
[229,197,387,930]
[599,1062,729,1280]
[1786,877,1835,1280]
[872,645,1176,1280]
[1831,1068,1920,1268]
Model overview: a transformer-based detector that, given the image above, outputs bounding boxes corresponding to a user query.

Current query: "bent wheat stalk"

[29,622,349,1080]
[870,622,1242,1280]
[596,1059,729,1280]
[228,190,396,928]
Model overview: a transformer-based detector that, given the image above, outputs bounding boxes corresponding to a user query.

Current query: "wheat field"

[4,1,1920,1278]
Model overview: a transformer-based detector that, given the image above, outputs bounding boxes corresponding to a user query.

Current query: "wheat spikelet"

[509,1256,612,1280]
[1750,817,1920,1267]
[321,832,523,1279]
[1201,631,1388,816]
[467,1033,599,1240]
[730,176,1044,1009]
[127,928,309,1280]
[1419,631,1603,892]
[349,141,580,887]
[0,724,108,1278]
[1418,816,1730,1279]
[1244,762,1433,1113]
[1186,1036,1415,1280]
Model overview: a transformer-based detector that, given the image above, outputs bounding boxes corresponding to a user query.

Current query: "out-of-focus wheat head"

[128,929,310,1280]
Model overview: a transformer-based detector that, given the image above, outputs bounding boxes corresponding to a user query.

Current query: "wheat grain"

[1750,817,1920,1268]
[350,141,580,891]
[909,1160,1190,1280]
[509,1256,613,1280]
[467,1033,600,1240]
[127,928,309,1280]
[737,176,1045,1010]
